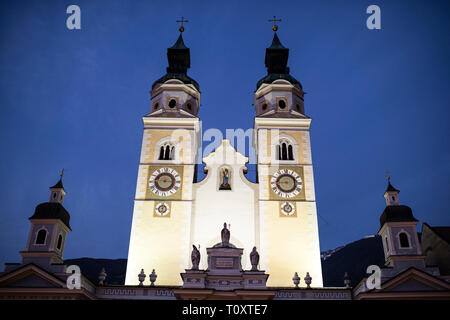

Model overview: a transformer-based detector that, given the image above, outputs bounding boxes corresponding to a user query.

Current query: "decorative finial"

[304,272,312,288]
[138,269,146,286]
[176,16,189,33]
[292,272,300,288]
[149,269,157,286]
[268,15,281,32]
[385,170,390,182]
[98,267,107,286]
[60,168,65,179]
[344,272,351,288]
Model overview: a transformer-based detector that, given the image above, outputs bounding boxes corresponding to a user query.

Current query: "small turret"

[49,169,66,204]
[378,177,422,266]
[383,177,400,206]
[21,171,71,267]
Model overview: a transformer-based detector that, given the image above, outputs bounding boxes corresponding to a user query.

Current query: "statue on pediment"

[221,223,230,247]
[191,244,200,270]
[250,247,260,271]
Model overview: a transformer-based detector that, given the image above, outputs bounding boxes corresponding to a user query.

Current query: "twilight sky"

[1,0,449,266]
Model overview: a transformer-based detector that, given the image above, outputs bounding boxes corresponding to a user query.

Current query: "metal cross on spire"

[60,168,65,179]
[176,16,189,33]
[385,170,390,181]
[268,15,282,32]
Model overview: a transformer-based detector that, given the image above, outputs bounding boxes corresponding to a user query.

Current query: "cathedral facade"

[124,30,323,287]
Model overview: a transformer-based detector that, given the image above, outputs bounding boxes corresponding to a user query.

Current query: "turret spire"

[384,175,400,206]
[152,19,199,91]
[49,169,66,204]
[256,23,302,90]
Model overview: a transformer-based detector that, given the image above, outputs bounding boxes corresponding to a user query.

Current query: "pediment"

[0,264,66,288]
[203,139,248,167]
[380,268,450,292]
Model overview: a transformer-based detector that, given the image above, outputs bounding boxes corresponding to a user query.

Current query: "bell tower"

[379,178,422,265]
[125,25,201,286]
[21,172,71,268]
[253,25,323,287]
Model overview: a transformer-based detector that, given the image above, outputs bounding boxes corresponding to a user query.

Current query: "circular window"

[187,103,192,110]
[262,104,267,111]
[154,103,159,110]
[168,99,177,108]
[296,104,300,111]
[278,99,286,109]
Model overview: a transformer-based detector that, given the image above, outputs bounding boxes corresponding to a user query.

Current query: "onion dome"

[152,34,200,91]
[256,33,302,90]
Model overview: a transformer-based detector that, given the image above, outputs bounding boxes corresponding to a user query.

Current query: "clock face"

[149,167,181,197]
[155,202,170,217]
[270,169,302,198]
[280,201,295,216]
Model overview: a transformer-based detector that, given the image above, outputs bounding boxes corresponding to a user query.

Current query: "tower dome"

[256,33,302,90]
[152,33,199,92]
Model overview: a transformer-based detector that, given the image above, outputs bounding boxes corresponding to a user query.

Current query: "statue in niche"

[221,222,230,247]
[219,167,231,190]
[250,246,260,271]
[191,244,200,270]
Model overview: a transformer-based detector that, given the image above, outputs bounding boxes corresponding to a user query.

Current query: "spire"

[385,180,400,193]
[379,176,417,228]
[166,33,190,74]
[269,32,286,49]
[383,175,400,206]
[256,18,302,90]
[50,169,65,191]
[152,18,199,91]
[265,33,290,74]
[170,33,188,50]
[49,169,66,204]
[29,171,71,230]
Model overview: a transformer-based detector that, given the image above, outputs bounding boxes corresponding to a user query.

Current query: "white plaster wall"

[191,140,259,270]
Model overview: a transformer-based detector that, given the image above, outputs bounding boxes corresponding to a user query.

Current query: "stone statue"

[221,222,230,246]
[250,246,260,271]
[191,244,200,270]
[219,168,231,190]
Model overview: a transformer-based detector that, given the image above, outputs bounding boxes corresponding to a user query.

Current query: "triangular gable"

[0,263,66,288]
[380,267,450,292]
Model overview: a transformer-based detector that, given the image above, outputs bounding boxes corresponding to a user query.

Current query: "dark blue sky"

[1,0,449,266]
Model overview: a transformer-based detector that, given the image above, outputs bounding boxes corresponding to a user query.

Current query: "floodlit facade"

[125,30,322,287]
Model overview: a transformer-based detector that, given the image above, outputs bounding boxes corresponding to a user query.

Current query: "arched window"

[288,145,294,160]
[164,145,171,159]
[158,142,175,160]
[276,139,295,161]
[57,234,63,250]
[399,232,409,248]
[281,142,287,160]
[385,236,389,252]
[35,229,47,245]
